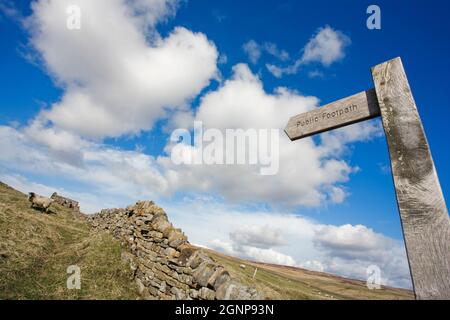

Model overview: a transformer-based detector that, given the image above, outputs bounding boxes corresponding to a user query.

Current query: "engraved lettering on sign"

[297,105,359,128]
[322,104,358,119]
[296,116,319,128]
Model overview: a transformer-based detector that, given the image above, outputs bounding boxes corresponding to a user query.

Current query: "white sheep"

[28,192,54,213]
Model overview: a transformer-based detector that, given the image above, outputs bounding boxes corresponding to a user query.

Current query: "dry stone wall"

[51,193,80,212]
[89,201,263,300]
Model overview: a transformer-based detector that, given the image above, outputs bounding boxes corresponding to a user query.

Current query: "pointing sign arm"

[285,88,381,141]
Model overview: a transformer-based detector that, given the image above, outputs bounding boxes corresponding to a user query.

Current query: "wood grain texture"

[285,89,380,141]
[372,57,450,300]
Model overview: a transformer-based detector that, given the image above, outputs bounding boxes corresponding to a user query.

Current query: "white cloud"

[213,224,295,266]
[329,186,347,204]
[243,40,289,65]
[24,118,90,166]
[308,70,325,78]
[299,260,325,272]
[211,239,297,266]
[25,0,218,139]
[314,224,394,257]
[229,225,286,249]
[163,199,412,288]
[266,64,284,78]
[2,2,376,210]
[0,62,381,211]
[242,40,261,64]
[218,53,228,65]
[196,64,316,129]
[241,247,297,266]
[264,42,290,61]
[161,64,378,207]
[127,0,179,29]
[301,25,351,66]
[266,25,350,78]
[0,125,168,212]
[312,224,412,288]
[319,120,383,156]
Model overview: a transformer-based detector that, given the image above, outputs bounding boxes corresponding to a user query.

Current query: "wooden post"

[372,57,450,300]
[252,267,258,280]
[285,57,450,299]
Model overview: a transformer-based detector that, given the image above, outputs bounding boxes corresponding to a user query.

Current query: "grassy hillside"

[0,182,138,300]
[206,250,413,300]
[0,182,414,300]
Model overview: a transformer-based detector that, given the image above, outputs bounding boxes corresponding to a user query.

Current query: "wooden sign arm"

[285,89,381,141]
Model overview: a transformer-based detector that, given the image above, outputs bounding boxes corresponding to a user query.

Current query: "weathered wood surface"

[285,89,380,141]
[372,57,450,299]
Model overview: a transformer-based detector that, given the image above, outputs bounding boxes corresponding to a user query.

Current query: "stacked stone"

[51,192,80,212]
[89,201,262,300]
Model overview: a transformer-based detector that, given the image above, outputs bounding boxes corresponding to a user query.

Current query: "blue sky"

[1,0,449,288]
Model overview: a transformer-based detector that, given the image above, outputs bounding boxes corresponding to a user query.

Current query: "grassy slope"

[205,250,414,300]
[0,182,138,300]
[0,182,414,300]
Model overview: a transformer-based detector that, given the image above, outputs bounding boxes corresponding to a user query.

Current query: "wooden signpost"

[285,57,450,300]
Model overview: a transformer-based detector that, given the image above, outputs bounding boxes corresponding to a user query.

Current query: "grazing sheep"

[28,192,54,213]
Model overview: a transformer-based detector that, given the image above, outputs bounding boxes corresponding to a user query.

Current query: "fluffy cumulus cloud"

[230,225,286,249]
[25,0,218,139]
[163,199,412,288]
[267,25,351,78]
[301,25,351,66]
[211,239,297,266]
[215,224,295,266]
[311,224,412,288]
[0,125,170,212]
[0,63,381,212]
[160,64,381,206]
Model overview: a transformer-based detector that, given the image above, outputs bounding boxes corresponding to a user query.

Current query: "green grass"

[0,182,139,300]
